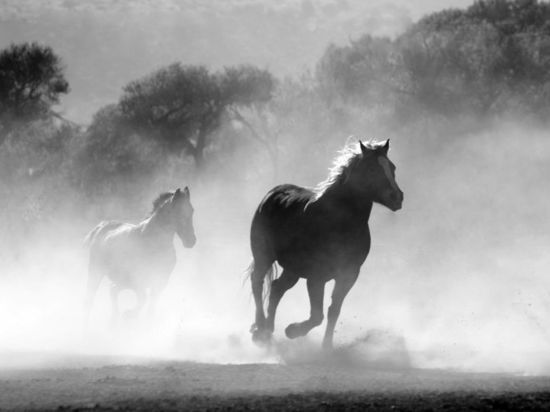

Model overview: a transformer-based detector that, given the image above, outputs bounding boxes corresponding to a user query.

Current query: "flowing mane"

[313,140,384,201]
[150,192,173,214]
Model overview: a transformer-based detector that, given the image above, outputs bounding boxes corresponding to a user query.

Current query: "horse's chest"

[320,228,370,264]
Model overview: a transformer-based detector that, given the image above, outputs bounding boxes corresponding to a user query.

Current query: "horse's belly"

[101,246,176,289]
[276,233,370,278]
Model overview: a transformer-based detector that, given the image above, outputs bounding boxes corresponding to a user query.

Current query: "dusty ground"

[1,353,550,411]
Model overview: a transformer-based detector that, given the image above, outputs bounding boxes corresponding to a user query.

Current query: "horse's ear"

[381,139,390,155]
[173,187,189,203]
[172,188,182,202]
[359,141,370,157]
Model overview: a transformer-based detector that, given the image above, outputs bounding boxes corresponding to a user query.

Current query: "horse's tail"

[243,260,278,305]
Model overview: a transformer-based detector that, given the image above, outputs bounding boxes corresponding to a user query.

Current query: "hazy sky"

[0,0,474,122]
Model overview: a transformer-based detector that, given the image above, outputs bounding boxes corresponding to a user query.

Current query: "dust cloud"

[1,118,549,376]
[0,0,549,379]
[338,121,550,375]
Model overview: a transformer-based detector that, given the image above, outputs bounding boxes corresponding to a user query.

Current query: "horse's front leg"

[285,278,325,339]
[124,287,146,319]
[250,259,273,343]
[266,270,299,333]
[147,279,168,319]
[110,284,121,327]
[148,288,159,318]
[322,271,358,350]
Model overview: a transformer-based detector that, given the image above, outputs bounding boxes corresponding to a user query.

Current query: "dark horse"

[84,187,196,323]
[248,140,403,349]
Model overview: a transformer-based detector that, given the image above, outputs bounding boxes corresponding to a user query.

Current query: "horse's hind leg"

[249,258,273,342]
[266,270,299,333]
[285,278,325,339]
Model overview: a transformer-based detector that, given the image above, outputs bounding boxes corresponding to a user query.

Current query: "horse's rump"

[253,184,314,243]
[257,184,313,216]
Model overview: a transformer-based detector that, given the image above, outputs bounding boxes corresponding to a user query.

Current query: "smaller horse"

[248,140,403,349]
[84,187,196,324]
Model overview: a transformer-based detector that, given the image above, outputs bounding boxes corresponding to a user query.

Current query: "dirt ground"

[1,352,550,411]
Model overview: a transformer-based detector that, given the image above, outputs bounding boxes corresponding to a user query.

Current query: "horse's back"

[86,220,141,266]
[255,184,313,220]
[85,221,125,247]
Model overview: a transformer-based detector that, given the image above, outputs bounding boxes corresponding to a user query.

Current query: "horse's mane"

[151,191,173,214]
[312,139,384,201]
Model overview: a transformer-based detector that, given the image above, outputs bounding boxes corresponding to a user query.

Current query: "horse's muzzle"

[182,235,196,248]
[178,229,196,248]
[386,189,403,211]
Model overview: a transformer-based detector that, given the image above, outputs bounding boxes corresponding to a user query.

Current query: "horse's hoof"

[251,326,272,345]
[285,323,302,339]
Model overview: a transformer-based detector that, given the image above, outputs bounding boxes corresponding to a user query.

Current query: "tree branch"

[229,107,278,179]
[49,110,81,128]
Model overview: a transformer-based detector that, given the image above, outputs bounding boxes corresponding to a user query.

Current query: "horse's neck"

[140,212,175,242]
[315,184,373,222]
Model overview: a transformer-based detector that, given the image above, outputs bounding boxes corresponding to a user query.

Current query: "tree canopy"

[117,63,275,167]
[0,42,69,144]
[316,0,550,122]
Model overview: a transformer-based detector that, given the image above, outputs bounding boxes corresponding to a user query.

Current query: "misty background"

[1,0,550,374]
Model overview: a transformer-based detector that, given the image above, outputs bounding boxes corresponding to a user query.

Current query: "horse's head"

[350,140,403,211]
[167,187,196,248]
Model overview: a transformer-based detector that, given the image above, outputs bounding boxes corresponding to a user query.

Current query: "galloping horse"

[84,187,196,323]
[248,140,403,349]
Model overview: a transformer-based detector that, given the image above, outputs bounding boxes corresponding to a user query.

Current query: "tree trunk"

[193,124,209,171]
